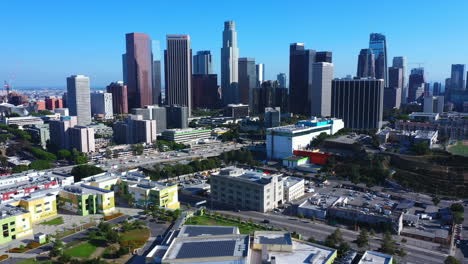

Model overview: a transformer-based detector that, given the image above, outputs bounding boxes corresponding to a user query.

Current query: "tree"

[432,196,441,206]
[12,165,29,173]
[57,149,71,160]
[131,144,144,155]
[337,242,350,258]
[50,238,64,257]
[74,155,88,164]
[71,165,104,182]
[380,232,396,255]
[29,160,52,170]
[105,148,112,159]
[356,229,370,248]
[325,228,343,248]
[411,142,430,155]
[450,203,464,213]
[444,256,462,264]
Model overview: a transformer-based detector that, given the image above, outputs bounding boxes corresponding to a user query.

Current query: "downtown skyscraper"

[369,33,388,86]
[193,50,213,74]
[238,58,257,107]
[125,33,153,109]
[165,35,192,115]
[66,75,91,126]
[310,62,333,117]
[277,73,287,88]
[221,21,239,105]
[356,49,375,78]
[408,68,426,102]
[289,43,316,116]
[152,40,162,105]
[450,64,466,91]
[392,56,407,104]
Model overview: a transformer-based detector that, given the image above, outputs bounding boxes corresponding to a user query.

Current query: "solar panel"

[259,234,291,245]
[176,241,236,259]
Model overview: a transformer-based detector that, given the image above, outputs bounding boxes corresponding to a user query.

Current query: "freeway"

[216,210,448,264]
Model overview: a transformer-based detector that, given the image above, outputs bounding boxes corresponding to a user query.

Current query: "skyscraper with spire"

[221,21,239,105]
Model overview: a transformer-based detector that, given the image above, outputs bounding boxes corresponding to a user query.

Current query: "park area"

[185,212,277,234]
[448,140,468,157]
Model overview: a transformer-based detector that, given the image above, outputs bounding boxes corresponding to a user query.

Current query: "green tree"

[411,142,430,155]
[50,238,64,257]
[29,160,52,170]
[12,165,29,173]
[337,242,350,258]
[380,232,396,255]
[450,203,464,213]
[444,256,462,264]
[356,229,370,248]
[74,155,88,164]
[325,228,343,248]
[131,144,144,155]
[71,165,104,181]
[432,196,441,206]
[57,149,71,160]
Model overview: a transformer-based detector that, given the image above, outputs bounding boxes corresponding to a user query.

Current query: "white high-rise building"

[90,91,113,119]
[70,126,95,153]
[423,95,444,114]
[310,62,334,117]
[256,63,264,87]
[393,56,407,104]
[221,21,239,105]
[67,75,91,126]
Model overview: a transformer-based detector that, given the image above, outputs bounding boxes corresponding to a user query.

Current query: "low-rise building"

[210,167,284,212]
[161,234,250,264]
[80,172,120,190]
[0,205,33,245]
[15,191,58,223]
[58,184,115,216]
[224,104,249,118]
[2,116,44,128]
[127,180,180,209]
[358,251,393,264]
[282,156,308,168]
[376,129,438,148]
[251,231,337,264]
[283,176,304,202]
[161,128,211,144]
[266,117,344,160]
[297,195,347,220]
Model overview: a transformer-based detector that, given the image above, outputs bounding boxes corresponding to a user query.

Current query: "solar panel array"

[176,240,236,259]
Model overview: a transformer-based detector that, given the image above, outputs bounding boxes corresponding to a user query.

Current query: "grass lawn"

[120,228,150,240]
[40,216,64,226]
[64,241,97,258]
[448,141,468,157]
[185,215,271,234]
[16,259,52,264]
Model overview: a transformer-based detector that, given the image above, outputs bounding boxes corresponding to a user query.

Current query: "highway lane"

[216,210,447,264]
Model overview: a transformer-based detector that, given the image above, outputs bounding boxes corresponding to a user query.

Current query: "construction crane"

[3,81,10,95]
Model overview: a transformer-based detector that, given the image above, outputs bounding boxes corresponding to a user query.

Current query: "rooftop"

[162,234,250,263]
[283,176,304,188]
[62,184,111,195]
[358,251,392,264]
[253,231,292,246]
[0,204,29,220]
[215,167,282,185]
[178,225,239,238]
[283,156,308,162]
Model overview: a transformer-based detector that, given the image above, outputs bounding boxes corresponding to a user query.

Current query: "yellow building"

[0,205,33,245]
[58,185,115,216]
[15,191,58,223]
[128,180,180,209]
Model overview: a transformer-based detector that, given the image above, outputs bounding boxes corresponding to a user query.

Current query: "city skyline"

[2,1,468,88]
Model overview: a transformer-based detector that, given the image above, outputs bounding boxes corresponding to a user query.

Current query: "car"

[263,219,270,224]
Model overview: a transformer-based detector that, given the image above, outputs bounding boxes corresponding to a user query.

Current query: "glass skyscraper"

[221,21,239,105]
[369,33,388,86]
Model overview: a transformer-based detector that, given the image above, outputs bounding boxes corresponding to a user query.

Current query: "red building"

[192,74,220,109]
[293,150,331,165]
[45,97,63,110]
[106,81,128,114]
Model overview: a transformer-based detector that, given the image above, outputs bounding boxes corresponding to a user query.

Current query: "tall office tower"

[70,126,95,153]
[316,51,332,63]
[192,74,220,109]
[152,40,162,105]
[238,58,257,107]
[113,115,156,144]
[106,81,128,114]
[277,73,287,88]
[392,56,407,104]
[62,92,67,108]
[122,54,127,84]
[165,105,189,129]
[466,72,468,90]
[388,67,403,89]
[385,67,403,109]
[408,68,426,102]
[221,21,239,105]
[131,107,151,119]
[256,64,265,87]
[66,75,91,126]
[433,82,442,96]
[451,64,466,91]
[445,78,451,94]
[423,95,444,114]
[165,35,192,115]
[251,81,285,115]
[193,51,213,74]
[369,33,388,86]
[331,78,384,130]
[49,116,78,150]
[310,62,333,117]
[149,106,167,133]
[289,43,316,115]
[424,83,431,95]
[125,33,153,109]
[90,91,113,119]
[356,49,375,78]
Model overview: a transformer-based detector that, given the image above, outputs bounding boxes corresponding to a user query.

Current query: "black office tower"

[289,43,316,116]
[331,78,384,130]
[356,49,375,78]
[316,51,332,63]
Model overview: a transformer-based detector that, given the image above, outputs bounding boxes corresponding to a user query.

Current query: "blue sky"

[1,0,468,88]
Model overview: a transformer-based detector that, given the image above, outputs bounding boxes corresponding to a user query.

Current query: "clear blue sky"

[1,0,468,88]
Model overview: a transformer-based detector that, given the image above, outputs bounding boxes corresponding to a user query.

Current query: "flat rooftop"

[178,225,239,238]
[250,240,336,264]
[62,184,111,195]
[253,231,292,246]
[163,234,249,263]
[283,155,308,161]
[0,204,29,220]
[215,167,281,185]
[358,251,392,264]
[283,176,304,188]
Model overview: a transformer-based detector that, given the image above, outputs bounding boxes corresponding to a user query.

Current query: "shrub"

[0,255,8,261]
